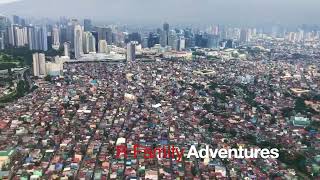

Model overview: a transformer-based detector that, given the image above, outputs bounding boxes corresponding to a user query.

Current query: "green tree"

[16,80,26,97]
[44,75,52,82]
[191,166,198,176]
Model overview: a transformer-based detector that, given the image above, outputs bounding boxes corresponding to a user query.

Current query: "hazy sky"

[0,0,319,26]
[0,0,20,4]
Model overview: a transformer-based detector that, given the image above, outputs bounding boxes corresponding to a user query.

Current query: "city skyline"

[0,0,319,26]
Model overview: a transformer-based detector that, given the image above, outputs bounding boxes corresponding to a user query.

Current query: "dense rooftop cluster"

[0,59,319,179]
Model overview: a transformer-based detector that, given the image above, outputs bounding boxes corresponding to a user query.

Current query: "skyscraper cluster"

[0,15,320,61]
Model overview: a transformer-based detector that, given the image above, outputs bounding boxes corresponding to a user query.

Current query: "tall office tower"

[95,27,107,41]
[163,22,169,32]
[297,29,304,42]
[178,37,186,51]
[159,30,167,47]
[240,29,248,43]
[98,40,108,53]
[207,34,219,48]
[84,19,92,32]
[88,33,96,53]
[34,26,41,50]
[38,53,46,76]
[74,25,83,59]
[27,26,36,50]
[59,26,67,44]
[163,22,169,46]
[91,31,99,51]
[52,26,60,50]
[127,32,141,44]
[32,53,39,76]
[247,28,252,42]
[8,25,15,46]
[106,27,113,44]
[66,20,78,48]
[13,15,20,25]
[0,32,4,50]
[63,42,70,57]
[147,32,160,48]
[66,23,74,46]
[82,32,96,53]
[126,42,136,62]
[33,26,48,51]
[41,26,48,51]
[82,32,89,54]
[168,30,178,50]
[32,53,46,77]
[0,15,10,33]
[142,37,148,48]
[212,25,219,35]
[20,19,26,26]
[0,16,9,45]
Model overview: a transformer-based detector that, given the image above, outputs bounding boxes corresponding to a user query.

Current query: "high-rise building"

[41,26,48,51]
[126,42,136,62]
[52,26,60,50]
[162,22,170,46]
[9,25,28,47]
[82,32,96,53]
[74,25,83,59]
[142,37,148,48]
[0,16,9,45]
[127,32,141,44]
[106,28,113,44]
[147,32,159,48]
[88,33,96,53]
[27,26,35,50]
[8,25,15,46]
[0,32,4,50]
[91,31,99,51]
[38,53,46,76]
[32,53,39,76]
[0,15,8,27]
[82,31,90,54]
[84,19,92,32]
[160,30,167,47]
[288,32,297,42]
[207,34,219,48]
[33,26,48,51]
[34,26,42,50]
[240,29,248,43]
[32,53,46,77]
[297,29,304,42]
[178,37,186,51]
[63,42,70,57]
[13,15,20,25]
[98,40,108,54]
[96,27,107,41]
[66,19,78,48]
[59,26,67,44]
[168,30,178,50]
[163,22,169,32]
